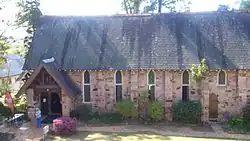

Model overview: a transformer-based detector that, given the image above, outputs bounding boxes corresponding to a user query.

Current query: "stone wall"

[66,70,250,122]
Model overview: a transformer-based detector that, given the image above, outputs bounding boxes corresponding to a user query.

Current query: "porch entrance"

[16,62,82,122]
[209,93,218,120]
[40,90,62,116]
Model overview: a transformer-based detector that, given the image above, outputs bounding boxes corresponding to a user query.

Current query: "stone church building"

[17,12,250,122]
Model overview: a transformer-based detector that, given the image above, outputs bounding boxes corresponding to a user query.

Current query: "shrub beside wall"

[53,117,76,135]
[172,100,202,124]
[115,100,137,120]
[70,103,92,121]
[148,101,164,122]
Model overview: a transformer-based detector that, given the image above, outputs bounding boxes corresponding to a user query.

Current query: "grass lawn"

[50,132,249,141]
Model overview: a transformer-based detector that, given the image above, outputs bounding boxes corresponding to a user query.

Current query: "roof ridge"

[40,11,250,19]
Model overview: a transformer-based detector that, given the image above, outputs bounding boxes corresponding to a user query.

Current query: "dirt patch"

[190,124,214,132]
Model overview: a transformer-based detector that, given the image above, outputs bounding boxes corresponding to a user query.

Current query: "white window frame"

[217,70,227,86]
[147,70,156,98]
[114,70,123,101]
[181,70,190,100]
[82,70,91,103]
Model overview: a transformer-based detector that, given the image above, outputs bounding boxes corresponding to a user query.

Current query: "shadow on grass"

[49,132,170,141]
[49,131,249,141]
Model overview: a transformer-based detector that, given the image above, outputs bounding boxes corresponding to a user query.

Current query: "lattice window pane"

[148,71,155,84]
[84,85,91,102]
[116,85,122,101]
[116,71,122,84]
[182,86,189,101]
[182,70,189,85]
[84,71,90,84]
[218,71,226,85]
[148,85,155,101]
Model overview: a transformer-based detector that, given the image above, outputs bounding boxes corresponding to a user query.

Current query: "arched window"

[83,71,91,102]
[148,70,155,101]
[115,71,122,101]
[182,70,189,101]
[218,70,226,86]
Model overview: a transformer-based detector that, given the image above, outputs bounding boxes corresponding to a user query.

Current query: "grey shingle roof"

[0,54,24,77]
[23,12,250,70]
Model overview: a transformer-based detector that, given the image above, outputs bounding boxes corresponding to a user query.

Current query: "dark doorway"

[40,92,49,116]
[50,92,62,116]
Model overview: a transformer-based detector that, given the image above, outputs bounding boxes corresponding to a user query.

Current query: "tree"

[0,0,12,66]
[122,0,146,14]
[240,0,250,9]
[16,0,42,49]
[143,0,191,13]
[158,0,162,13]
[217,4,231,11]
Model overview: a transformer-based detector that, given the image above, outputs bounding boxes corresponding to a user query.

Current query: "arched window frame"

[217,70,227,86]
[114,70,123,101]
[147,70,156,101]
[82,70,91,102]
[181,70,190,101]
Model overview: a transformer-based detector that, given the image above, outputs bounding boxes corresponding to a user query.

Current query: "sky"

[40,0,241,15]
[0,0,242,40]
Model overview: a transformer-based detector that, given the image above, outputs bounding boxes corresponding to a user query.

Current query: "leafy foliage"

[16,0,42,49]
[222,115,250,133]
[172,100,202,124]
[122,0,191,14]
[115,99,137,120]
[73,103,93,121]
[53,117,77,135]
[240,0,250,10]
[0,102,12,117]
[243,101,250,120]
[0,40,8,67]
[99,112,124,124]
[136,89,150,122]
[122,0,146,14]
[190,58,208,82]
[148,101,164,122]
[143,0,191,13]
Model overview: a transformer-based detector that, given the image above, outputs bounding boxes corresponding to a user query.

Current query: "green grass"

[49,132,249,141]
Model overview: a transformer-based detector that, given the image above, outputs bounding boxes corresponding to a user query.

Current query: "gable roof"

[24,12,250,70]
[16,62,81,98]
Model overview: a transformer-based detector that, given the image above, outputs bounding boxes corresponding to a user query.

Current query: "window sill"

[216,84,227,87]
[82,102,93,104]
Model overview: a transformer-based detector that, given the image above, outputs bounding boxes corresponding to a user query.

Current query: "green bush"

[74,103,93,121]
[136,89,150,122]
[222,115,250,133]
[0,102,12,118]
[99,112,124,124]
[70,110,80,119]
[148,101,164,122]
[172,100,202,124]
[243,101,250,120]
[115,100,137,120]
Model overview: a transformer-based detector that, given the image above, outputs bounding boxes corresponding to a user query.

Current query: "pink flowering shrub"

[52,117,76,135]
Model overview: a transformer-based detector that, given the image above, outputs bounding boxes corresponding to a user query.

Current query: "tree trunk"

[196,80,202,100]
[123,0,129,14]
[158,0,162,13]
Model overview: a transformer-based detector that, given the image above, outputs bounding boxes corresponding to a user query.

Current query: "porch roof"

[16,62,81,98]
